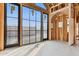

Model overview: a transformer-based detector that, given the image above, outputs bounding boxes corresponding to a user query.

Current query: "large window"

[22,6,42,44]
[29,9,36,43]
[5,3,48,48]
[6,3,20,46]
[22,7,30,44]
[36,11,41,42]
[43,14,48,39]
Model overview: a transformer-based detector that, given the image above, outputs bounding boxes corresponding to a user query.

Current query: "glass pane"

[23,20,29,30]
[7,33,18,45]
[7,23,18,45]
[36,31,41,42]
[30,21,35,30]
[23,30,29,44]
[22,7,29,20]
[36,22,41,30]
[30,36,35,43]
[43,31,47,39]
[43,14,48,22]
[30,9,35,21]
[23,36,29,44]
[35,3,46,10]
[23,30,29,36]
[30,31,35,36]
[22,6,30,45]
[36,11,41,21]
[30,31,35,43]
[6,3,19,45]
[7,18,18,26]
[43,23,47,30]
[7,4,18,17]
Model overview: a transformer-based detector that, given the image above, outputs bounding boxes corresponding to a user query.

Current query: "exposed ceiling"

[44,3,59,9]
[50,6,69,20]
[48,3,59,7]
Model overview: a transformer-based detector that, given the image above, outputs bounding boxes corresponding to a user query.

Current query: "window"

[22,7,29,20]
[43,14,48,39]
[36,11,41,42]
[36,11,41,21]
[43,23,47,30]
[43,14,48,22]
[30,9,35,21]
[22,6,48,45]
[29,8,36,43]
[30,21,35,30]
[22,7,30,44]
[22,7,42,44]
[36,22,41,30]
[6,3,19,46]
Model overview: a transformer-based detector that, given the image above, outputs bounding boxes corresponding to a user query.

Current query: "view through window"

[6,3,19,46]
[6,3,48,47]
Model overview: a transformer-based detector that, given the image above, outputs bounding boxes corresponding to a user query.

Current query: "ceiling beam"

[22,3,49,14]
[50,3,62,9]
[44,3,50,10]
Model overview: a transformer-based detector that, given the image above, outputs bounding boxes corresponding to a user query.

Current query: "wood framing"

[22,3,49,14]
[0,3,79,51]
[0,3,4,50]
[50,13,68,42]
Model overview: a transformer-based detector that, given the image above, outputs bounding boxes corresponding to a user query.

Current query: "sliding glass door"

[5,4,48,48]
[22,7,30,44]
[29,9,36,43]
[36,11,41,42]
[5,3,20,47]
[22,6,42,44]
[43,14,48,40]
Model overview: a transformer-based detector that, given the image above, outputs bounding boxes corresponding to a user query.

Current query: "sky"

[35,3,46,9]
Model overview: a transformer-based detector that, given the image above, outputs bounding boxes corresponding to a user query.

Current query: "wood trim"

[0,3,4,50]
[50,3,62,9]
[20,4,22,46]
[73,4,77,44]
[44,3,49,10]
[63,15,67,41]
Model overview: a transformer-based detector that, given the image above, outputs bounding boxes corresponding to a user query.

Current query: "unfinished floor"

[0,40,79,56]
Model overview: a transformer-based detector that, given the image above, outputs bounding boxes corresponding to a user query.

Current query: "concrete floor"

[0,40,79,56]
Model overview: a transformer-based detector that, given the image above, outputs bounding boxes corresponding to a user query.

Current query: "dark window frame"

[4,3,20,48]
